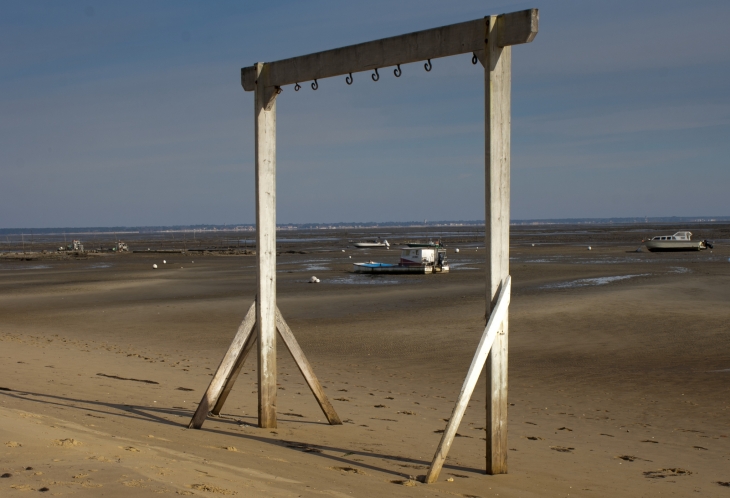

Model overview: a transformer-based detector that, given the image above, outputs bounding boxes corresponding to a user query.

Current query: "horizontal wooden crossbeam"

[241,9,537,91]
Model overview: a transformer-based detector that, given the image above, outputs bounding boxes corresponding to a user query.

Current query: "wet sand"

[1,225,729,496]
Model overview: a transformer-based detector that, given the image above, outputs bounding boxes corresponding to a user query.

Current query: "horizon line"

[1,215,729,234]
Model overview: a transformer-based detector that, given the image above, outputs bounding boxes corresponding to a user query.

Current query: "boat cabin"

[650,231,692,241]
[400,248,435,266]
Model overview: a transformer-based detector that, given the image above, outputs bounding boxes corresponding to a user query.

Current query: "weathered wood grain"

[425,277,510,483]
[211,333,258,416]
[484,15,512,475]
[241,9,537,91]
[276,308,342,425]
[255,62,279,429]
[188,302,256,429]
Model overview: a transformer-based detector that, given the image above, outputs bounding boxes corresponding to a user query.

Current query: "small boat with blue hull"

[353,262,432,274]
[353,247,449,274]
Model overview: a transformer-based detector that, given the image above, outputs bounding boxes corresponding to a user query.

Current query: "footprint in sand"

[4,441,21,447]
[188,483,237,495]
[52,439,82,447]
[643,468,692,478]
[122,479,148,487]
[391,479,418,486]
[550,446,575,453]
[122,446,140,452]
[330,466,366,475]
[221,446,238,452]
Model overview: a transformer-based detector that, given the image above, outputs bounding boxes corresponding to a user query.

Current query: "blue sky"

[1,1,729,227]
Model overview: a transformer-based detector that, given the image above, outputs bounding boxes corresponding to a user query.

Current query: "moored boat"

[353,247,449,274]
[644,231,711,252]
[353,239,390,248]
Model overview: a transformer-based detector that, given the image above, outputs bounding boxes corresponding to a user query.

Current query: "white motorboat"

[353,239,390,248]
[644,231,711,252]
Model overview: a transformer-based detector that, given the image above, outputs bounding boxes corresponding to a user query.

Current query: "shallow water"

[325,275,403,285]
[542,274,650,289]
[0,264,52,271]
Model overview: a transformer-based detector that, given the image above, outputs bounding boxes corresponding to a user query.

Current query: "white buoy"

[192,261,194,263]
[531,243,535,247]
[152,264,158,269]
[455,248,460,253]
[163,260,167,264]
[349,256,351,258]
[587,246,592,251]
[309,276,319,283]
[341,249,345,252]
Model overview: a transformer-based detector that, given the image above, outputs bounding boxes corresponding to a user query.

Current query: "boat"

[644,231,712,252]
[353,239,390,248]
[405,239,443,248]
[353,247,449,274]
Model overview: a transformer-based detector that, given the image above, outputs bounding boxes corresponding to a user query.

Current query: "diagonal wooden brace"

[425,276,511,483]
[276,307,342,425]
[188,301,257,429]
[211,333,258,416]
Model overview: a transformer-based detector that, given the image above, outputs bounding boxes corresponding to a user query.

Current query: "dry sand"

[1,226,729,496]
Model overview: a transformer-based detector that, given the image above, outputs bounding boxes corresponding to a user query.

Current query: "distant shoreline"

[2,216,730,235]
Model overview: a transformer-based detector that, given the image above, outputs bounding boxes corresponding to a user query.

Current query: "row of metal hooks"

[294,52,480,91]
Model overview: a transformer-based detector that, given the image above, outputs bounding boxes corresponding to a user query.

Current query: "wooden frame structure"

[189,8,538,482]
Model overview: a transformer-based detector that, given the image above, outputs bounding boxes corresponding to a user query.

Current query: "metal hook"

[346,73,353,85]
[311,79,318,90]
[394,64,402,77]
[294,82,301,91]
[372,68,379,81]
[424,59,432,72]
[472,53,478,65]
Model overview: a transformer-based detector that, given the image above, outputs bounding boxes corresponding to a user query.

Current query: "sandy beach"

[1,225,729,497]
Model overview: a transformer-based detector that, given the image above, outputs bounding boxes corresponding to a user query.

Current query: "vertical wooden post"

[255,63,278,428]
[484,15,511,475]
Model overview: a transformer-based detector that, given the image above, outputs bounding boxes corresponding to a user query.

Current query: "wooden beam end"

[499,8,539,47]
[241,65,257,91]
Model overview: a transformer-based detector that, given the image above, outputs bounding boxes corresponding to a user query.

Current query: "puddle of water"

[543,274,650,289]
[88,263,112,269]
[325,275,402,285]
[303,265,329,271]
[0,264,52,271]
[669,267,690,273]
[449,262,479,270]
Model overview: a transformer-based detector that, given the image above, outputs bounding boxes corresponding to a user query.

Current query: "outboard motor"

[704,240,714,249]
